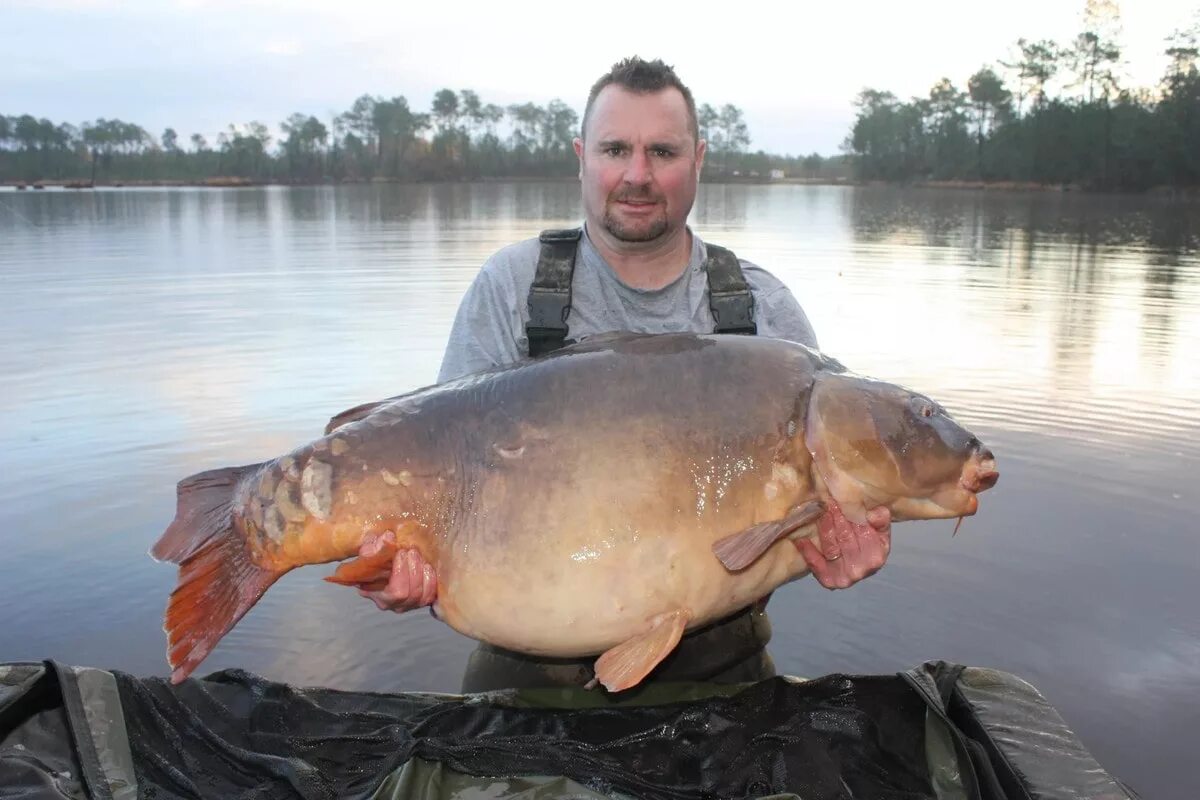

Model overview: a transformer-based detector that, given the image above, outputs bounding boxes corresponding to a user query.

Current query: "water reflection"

[834,187,1198,466]
[0,183,1197,800]
[848,185,1199,254]
[692,183,749,227]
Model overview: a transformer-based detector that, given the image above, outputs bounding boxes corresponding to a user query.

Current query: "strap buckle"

[527,287,571,329]
[709,290,758,335]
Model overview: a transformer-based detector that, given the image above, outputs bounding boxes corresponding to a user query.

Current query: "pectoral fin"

[712,500,825,571]
[592,609,689,692]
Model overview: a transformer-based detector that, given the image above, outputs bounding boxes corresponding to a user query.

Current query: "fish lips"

[961,451,999,493]
[889,449,999,521]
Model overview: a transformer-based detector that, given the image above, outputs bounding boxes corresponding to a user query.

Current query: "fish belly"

[435,520,812,658]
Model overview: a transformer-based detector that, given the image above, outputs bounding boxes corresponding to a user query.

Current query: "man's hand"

[795,500,892,590]
[352,531,438,612]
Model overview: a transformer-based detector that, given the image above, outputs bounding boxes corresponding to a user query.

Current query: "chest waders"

[524,227,758,357]
[460,228,775,693]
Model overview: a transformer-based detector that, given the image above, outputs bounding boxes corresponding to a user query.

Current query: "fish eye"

[910,397,936,418]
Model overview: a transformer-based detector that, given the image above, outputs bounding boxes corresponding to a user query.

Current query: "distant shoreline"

[3,176,1197,197]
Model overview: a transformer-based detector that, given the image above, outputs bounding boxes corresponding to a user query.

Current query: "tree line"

[0,91,839,186]
[846,1,1200,190]
[8,0,1191,192]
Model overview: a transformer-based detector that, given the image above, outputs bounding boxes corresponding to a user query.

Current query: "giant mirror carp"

[151,332,998,691]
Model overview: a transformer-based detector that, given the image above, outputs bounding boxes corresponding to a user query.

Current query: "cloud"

[3,0,1194,155]
[262,40,303,57]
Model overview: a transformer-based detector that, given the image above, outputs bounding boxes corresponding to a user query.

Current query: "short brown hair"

[581,56,699,142]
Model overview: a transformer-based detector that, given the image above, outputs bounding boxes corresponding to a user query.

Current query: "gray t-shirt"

[438,225,819,383]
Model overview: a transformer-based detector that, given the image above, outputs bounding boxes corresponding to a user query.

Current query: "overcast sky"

[5,0,1196,156]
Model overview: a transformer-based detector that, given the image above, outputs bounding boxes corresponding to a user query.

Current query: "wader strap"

[526,227,582,357]
[704,243,757,335]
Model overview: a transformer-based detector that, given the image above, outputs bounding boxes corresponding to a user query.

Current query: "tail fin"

[150,464,288,683]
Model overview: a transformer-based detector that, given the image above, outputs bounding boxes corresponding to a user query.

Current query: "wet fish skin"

[151,332,997,689]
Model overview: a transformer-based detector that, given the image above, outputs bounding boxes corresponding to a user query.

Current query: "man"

[357,57,892,692]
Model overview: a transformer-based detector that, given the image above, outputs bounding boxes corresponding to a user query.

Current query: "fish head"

[804,372,998,523]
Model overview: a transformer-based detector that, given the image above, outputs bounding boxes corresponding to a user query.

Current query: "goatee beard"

[603,209,668,242]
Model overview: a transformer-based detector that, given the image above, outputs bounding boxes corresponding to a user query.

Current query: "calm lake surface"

[1,182,1197,798]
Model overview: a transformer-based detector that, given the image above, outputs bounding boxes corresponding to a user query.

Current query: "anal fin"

[593,609,689,692]
[712,499,824,571]
[325,537,399,586]
[324,523,429,587]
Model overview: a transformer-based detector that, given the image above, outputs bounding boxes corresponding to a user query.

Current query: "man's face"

[574,86,706,245]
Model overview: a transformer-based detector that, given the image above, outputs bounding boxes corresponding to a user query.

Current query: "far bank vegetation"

[2,1,1196,192]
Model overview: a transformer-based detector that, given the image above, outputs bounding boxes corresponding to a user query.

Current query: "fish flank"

[301,459,333,519]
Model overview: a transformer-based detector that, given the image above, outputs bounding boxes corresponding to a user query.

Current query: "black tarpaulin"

[0,660,1138,800]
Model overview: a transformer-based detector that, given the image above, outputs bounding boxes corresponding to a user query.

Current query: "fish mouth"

[945,448,998,520]
[891,448,998,522]
[960,447,999,494]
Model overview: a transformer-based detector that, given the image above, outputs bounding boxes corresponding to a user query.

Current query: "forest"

[2,1,1195,191]
[0,94,833,186]
[846,2,1200,190]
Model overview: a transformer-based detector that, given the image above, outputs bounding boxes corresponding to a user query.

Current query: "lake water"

[1,182,1197,799]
